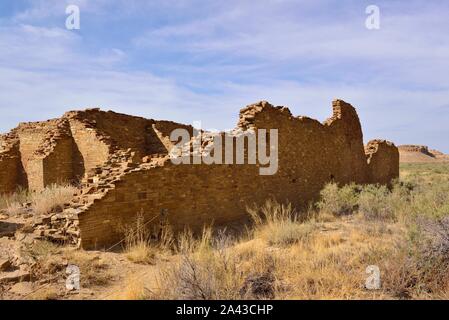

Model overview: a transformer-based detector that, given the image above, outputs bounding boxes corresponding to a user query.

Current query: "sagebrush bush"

[382,216,449,298]
[408,182,449,219]
[317,183,359,216]
[156,228,247,299]
[358,184,396,221]
[411,216,449,290]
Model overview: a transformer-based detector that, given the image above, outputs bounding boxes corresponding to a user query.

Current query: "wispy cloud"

[0,0,448,152]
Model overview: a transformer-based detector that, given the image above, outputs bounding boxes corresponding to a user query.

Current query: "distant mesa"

[398,145,449,163]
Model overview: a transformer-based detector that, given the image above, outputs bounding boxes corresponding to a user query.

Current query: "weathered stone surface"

[0,258,11,271]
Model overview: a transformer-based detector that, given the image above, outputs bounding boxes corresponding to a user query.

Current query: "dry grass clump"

[113,275,152,300]
[247,199,315,246]
[0,187,31,216]
[0,184,76,217]
[64,250,113,287]
[31,184,76,216]
[123,212,174,264]
[4,202,25,216]
[153,227,276,300]
[126,242,155,264]
[22,240,65,276]
[124,213,156,264]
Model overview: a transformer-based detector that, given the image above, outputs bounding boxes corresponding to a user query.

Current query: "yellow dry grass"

[31,184,76,216]
[0,184,76,216]
[146,163,449,300]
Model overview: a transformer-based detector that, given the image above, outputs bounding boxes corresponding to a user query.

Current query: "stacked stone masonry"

[0,100,399,249]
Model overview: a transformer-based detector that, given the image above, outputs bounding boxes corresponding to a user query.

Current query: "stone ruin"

[0,99,399,249]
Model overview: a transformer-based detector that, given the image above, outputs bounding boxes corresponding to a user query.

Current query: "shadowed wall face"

[0,141,24,194]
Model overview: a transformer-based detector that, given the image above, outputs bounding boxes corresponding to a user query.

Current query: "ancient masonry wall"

[366,140,400,185]
[0,100,399,249]
[0,134,24,194]
[0,109,191,193]
[77,100,399,249]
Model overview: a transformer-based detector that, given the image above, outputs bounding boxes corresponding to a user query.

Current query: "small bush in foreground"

[358,184,396,221]
[317,183,359,216]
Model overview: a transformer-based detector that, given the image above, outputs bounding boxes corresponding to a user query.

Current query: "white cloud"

[1,0,449,152]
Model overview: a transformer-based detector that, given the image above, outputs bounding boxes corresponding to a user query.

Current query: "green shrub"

[317,183,359,216]
[408,182,449,219]
[358,184,396,221]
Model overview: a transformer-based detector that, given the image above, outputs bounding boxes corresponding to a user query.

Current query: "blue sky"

[0,0,448,152]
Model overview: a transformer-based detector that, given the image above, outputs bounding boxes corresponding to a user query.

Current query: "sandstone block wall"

[0,136,24,194]
[76,100,399,249]
[366,140,400,185]
[0,100,400,249]
[0,109,190,193]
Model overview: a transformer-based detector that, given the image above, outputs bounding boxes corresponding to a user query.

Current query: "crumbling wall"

[65,109,184,159]
[152,120,194,155]
[322,100,369,184]
[16,121,58,190]
[77,100,400,249]
[0,100,400,249]
[0,135,24,194]
[42,136,75,186]
[0,108,195,194]
[14,119,76,191]
[66,113,110,177]
[366,140,400,185]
